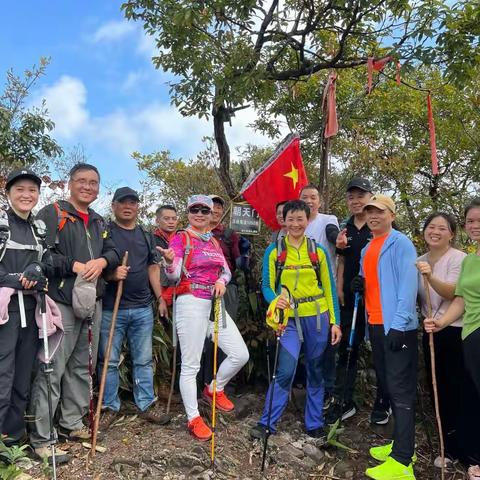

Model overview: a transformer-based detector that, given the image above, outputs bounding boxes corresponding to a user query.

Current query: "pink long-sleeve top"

[165,231,231,300]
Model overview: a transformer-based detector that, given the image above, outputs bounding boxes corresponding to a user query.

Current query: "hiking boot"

[139,404,171,425]
[34,446,71,465]
[306,427,327,441]
[58,425,104,443]
[187,416,212,441]
[365,456,415,479]
[370,442,417,464]
[249,424,267,440]
[202,386,234,413]
[370,398,391,425]
[98,408,119,432]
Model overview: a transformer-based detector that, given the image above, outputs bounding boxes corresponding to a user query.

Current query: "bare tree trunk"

[212,101,236,198]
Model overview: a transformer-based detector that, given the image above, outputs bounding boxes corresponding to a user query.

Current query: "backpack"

[161,230,221,305]
[218,226,251,274]
[0,209,46,263]
[274,237,322,292]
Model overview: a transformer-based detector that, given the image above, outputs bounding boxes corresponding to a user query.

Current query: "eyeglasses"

[189,206,211,215]
[72,179,99,188]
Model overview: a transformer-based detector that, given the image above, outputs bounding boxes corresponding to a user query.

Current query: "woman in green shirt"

[425,198,480,476]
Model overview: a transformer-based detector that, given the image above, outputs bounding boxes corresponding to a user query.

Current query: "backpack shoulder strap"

[54,202,77,233]
[178,230,194,275]
[306,237,322,286]
[274,237,287,291]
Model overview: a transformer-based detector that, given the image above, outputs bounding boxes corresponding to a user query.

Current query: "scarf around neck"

[187,225,213,242]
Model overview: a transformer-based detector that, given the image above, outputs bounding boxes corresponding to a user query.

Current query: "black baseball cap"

[346,177,372,192]
[208,194,225,207]
[5,169,42,190]
[112,187,140,202]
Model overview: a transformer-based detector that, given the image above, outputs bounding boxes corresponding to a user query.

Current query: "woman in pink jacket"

[159,195,249,441]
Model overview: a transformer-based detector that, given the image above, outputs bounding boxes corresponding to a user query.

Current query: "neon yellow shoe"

[370,442,417,464]
[365,457,415,479]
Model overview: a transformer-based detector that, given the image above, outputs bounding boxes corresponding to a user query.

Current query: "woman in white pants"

[159,195,249,441]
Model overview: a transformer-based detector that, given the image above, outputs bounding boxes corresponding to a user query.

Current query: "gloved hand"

[387,329,406,352]
[350,275,365,295]
[22,262,45,282]
[31,277,48,292]
[22,263,48,291]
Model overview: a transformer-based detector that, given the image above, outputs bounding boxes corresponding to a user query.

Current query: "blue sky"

[0,1,268,190]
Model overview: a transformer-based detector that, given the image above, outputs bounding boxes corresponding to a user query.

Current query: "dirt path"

[24,389,468,480]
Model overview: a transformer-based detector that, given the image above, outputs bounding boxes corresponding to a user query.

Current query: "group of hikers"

[1,162,480,480]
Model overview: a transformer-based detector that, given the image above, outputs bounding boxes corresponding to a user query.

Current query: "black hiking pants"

[0,306,38,443]
[333,306,366,403]
[385,329,418,466]
[369,324,390,406]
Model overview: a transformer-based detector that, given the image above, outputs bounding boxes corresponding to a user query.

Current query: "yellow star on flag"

[283,163,299,189]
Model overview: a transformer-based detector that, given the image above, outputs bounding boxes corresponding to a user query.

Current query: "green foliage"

[255,65,480,236]
[122,0,442,119]
[0,438,29,480]
[326,420,358,453]
[0,58,62,169]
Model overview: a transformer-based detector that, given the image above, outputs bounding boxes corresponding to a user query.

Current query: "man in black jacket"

[30,163,120,462]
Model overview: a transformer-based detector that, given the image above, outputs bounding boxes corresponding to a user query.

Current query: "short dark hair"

[464,198,480,219]
[300,184,319,195]
[156,204,177,217]
[423,212,457,237]
[69,163,100,180]
[276,200,288,211]
[283,199,310,220]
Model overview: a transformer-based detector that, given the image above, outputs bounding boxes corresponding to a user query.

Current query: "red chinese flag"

[240,134,309,230]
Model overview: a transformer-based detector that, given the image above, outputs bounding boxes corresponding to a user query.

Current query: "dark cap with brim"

[113,186,140,202]
[5,169,42,190]
[346,177,372,192]
[208,194,225,206]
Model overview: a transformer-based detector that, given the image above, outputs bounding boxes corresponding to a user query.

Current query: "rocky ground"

[18,386,468,480]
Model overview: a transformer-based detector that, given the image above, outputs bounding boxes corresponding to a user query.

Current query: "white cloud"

[36,75,89,139]
[136,33,158,59]
[38,75,279,177]
[91,20,136,43]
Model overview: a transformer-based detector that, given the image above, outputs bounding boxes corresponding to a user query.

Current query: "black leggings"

[423,327,480,465]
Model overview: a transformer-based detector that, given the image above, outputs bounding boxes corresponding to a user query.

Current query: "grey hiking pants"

[29,301,102,448]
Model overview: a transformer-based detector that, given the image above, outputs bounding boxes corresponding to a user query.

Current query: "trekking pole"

[40,292,57,480]
[423,274,445,480]
[261,288,289,473]
[166,302,177,416]
[337,292,360,425]
[91,252,128,456]
[210,296,221,472]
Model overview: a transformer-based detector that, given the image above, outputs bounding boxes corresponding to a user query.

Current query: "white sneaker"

[434,456,452,469]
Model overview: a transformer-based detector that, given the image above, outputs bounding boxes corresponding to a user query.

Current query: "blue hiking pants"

[259,313,330,432]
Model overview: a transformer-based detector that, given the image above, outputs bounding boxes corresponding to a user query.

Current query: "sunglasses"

[189,206,211,215]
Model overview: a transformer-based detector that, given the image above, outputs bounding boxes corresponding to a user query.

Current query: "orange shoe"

[202,386,235,412]
[187,416,212,441]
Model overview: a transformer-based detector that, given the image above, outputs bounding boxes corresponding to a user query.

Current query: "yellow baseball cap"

[364,194,396,213]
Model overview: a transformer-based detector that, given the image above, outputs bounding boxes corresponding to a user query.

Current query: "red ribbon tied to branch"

[367,56,392,93]
[323,70,338,138]
[427,93,439,175]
